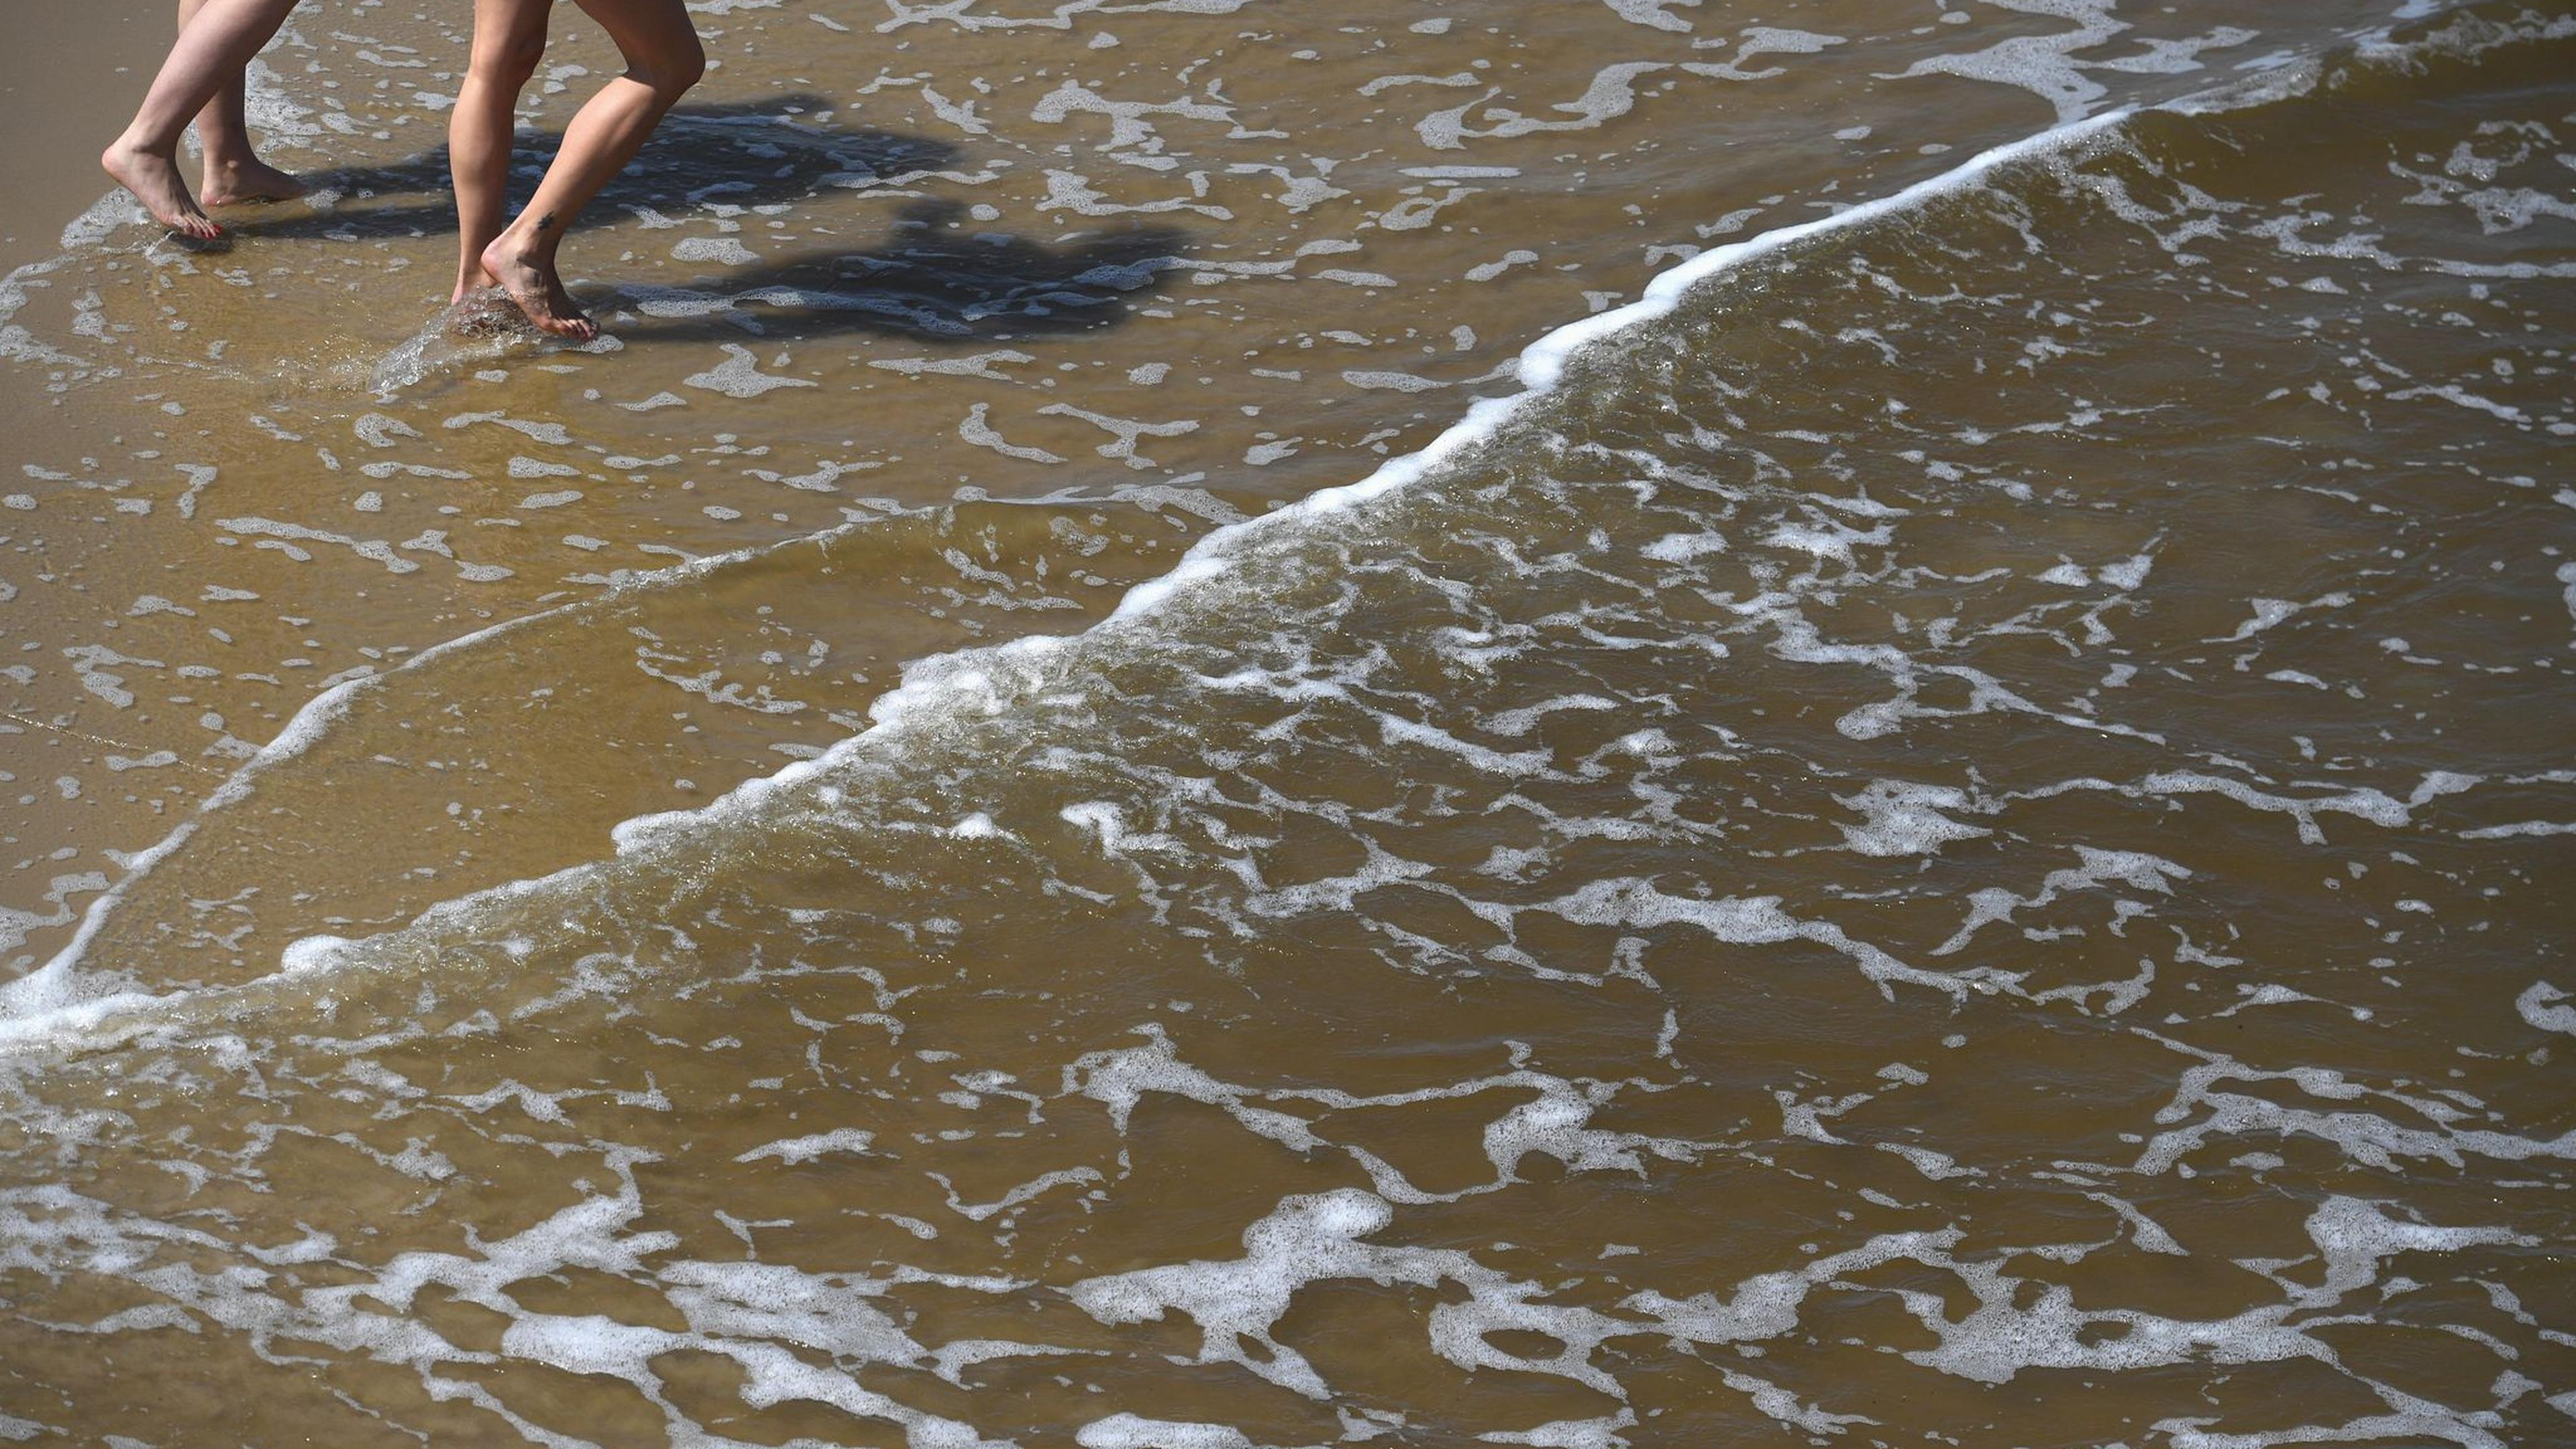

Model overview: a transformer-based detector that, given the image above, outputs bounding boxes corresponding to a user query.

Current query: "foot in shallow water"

[101,141,221,240]
[478,235,597,342]
[199,156,307,208]
[443,285,535,339]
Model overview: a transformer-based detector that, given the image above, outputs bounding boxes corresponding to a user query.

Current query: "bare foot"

[478,233,596,342]
[451,266,498,307]
[444,285,527,339]
[199,155,307,208]
[101,140,221,241]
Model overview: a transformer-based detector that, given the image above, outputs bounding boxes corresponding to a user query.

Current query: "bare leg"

[181,0,306,205]
[103,0,301,237]
[451,0,551,302]
[480,0,703,339]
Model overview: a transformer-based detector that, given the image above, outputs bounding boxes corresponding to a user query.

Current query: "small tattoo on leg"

[535,211,557,231]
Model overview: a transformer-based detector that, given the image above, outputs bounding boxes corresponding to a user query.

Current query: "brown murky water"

[1,1,2571,1444]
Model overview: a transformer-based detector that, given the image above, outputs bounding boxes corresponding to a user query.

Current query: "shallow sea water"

[0,1,2571,1444]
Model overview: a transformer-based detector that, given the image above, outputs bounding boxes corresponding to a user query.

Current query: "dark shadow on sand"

[245,93,1199,351]
[244,95,959,244]
[609,199,1195,345]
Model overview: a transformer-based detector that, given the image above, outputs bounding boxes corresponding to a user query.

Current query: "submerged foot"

[478,235,596,342]
[199,156,307,208]
[443,284,528,339]
[101,141,221,240]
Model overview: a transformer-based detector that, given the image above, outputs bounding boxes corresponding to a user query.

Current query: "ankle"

[488,233,553,267]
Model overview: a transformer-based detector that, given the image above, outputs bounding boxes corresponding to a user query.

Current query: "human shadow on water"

[262,91,1198,352]
[246,94,957,244]
[610,199,1197,344]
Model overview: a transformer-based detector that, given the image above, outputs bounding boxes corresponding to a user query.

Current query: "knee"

[641,36,704,103]
[470,33,547,90]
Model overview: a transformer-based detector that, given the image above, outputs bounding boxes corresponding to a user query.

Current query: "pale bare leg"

[181,0,306,205]
[450,0,551,302]
[103,0,301,237]
[477,0,703,339]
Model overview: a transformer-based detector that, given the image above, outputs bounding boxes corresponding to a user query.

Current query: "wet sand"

[0,1,172,274]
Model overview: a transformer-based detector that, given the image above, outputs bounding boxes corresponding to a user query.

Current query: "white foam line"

[0,518,903,1046]
[0,106,2153,1052]
[207,102,2084,977]
[0,608,567,1032]
[0,17,2498,1051]
[1119,107,2133,623]
[592,106,2135,859]
[11,107,2157,1038]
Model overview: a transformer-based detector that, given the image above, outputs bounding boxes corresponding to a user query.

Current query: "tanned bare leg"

[475,0,702,338]
[181,0,307,206]
[449,0,551,302]
[102,0,301,237]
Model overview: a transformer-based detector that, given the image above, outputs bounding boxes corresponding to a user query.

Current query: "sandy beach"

[0,1,169,274]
